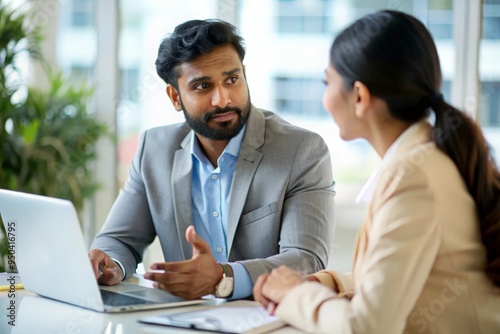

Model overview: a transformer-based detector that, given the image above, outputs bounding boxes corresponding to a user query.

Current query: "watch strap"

[219,263,233,278]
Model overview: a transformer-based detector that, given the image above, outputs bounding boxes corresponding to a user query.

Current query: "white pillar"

[90,0,119,240]
[27,0,61,90]
[452,0,482,118]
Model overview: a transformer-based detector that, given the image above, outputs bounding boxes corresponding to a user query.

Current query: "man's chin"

[203,123,242,141]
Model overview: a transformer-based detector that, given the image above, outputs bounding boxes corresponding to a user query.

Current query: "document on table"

[139,300,286,334]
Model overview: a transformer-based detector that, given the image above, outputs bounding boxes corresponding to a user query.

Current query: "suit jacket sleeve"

[275,162,440,334]
[90,131,157,278]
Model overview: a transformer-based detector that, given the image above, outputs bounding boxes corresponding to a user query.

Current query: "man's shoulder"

[143,122,190,140]
[257,108,318,137]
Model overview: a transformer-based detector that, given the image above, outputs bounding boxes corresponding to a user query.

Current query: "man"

[89,19,335,300]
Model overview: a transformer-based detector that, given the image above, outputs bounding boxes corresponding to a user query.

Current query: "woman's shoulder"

[379,140,467,198]
[389,141,457,179]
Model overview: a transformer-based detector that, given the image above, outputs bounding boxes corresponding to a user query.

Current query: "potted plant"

[0,0,111,272]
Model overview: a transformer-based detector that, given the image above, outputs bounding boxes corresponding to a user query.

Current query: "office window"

[480,0,500,163]
[479,82,500,127]
[483,17,500,39]
[71,0,94,27]
[427,9,453,39]
[57,0,97,84]
[120,67,140,102]
[480,4,500,121]
[275,77,326,118]
[277,0,332,34]
[483,0,500,40]
[69,65,93,85]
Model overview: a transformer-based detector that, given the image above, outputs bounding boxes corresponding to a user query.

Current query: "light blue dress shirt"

[191,125,253,299]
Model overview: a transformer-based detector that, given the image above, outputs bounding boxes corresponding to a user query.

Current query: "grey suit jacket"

[91,106,336,283]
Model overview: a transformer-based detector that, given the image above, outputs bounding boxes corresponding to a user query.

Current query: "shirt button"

[216,247,223,253]
[212,211,219,217]
[211,174,217,180]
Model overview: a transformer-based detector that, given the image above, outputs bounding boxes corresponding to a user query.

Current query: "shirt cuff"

[111,258,126,281]
[227,262,253,299]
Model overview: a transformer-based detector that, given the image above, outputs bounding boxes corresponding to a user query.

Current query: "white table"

[0,274,302,334]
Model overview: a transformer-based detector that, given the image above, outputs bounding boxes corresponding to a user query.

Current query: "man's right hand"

[89,249,123,285]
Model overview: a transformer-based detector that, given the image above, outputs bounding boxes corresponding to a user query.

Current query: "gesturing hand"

[253,265,304,314]
[89,249,124,285]
[144,225,223,300]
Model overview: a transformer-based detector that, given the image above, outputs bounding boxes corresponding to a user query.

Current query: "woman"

[253,10,500,334]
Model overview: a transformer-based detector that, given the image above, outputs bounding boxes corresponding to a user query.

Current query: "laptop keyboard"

[100,289,154,306]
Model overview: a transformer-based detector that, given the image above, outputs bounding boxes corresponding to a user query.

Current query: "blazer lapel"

[172,132,194,259]
[226,106,265,252]
[354,121,432,280]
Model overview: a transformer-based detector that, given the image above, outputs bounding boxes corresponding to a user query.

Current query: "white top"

[356,122,423,205]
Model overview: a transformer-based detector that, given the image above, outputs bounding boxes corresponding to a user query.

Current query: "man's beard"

[181,98,251,141]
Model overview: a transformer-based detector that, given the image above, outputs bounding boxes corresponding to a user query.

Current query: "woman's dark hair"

[155,19,246,87]
[330,10,500,286]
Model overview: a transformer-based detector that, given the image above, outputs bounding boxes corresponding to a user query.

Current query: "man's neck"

[196,136,229,168]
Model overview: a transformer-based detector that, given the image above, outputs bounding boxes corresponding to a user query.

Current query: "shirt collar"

[190,124,247,164]
[355,122,422,205]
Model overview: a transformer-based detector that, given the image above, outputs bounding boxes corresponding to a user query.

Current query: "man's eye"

[227,77,237,84]
[195,83,209,90]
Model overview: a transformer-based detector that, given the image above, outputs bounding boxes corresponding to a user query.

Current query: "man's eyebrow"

[188,76,210,86]
[223,68,241,76]
[187,68,241,86]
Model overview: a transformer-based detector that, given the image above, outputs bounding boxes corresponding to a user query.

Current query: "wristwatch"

[214,263,234,298]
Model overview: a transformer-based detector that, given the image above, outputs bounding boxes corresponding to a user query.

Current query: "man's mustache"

[204,107,242,121]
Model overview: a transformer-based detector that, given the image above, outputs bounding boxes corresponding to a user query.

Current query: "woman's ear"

[166,84,183,111]
[353,81,371,118]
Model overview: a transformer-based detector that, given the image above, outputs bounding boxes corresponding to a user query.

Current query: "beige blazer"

[275,121,500,333]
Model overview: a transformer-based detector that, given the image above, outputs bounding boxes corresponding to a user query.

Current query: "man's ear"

[166,84,183,111]
[353,81,371,118]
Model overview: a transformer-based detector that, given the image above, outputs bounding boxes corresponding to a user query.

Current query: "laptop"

[0,189,208,312]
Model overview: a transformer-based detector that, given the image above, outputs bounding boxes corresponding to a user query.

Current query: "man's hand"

[143,225,223,300]
[253,265,304,314]
[89,249,123,285]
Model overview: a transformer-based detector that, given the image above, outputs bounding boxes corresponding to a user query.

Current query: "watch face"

[216,277,234,298]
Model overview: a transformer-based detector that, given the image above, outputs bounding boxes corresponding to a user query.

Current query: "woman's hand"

[253,265,305,314]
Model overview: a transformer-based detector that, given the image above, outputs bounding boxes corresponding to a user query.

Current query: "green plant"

[0,1,111,272]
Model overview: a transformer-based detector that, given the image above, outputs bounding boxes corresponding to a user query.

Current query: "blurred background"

[2,0,499,273]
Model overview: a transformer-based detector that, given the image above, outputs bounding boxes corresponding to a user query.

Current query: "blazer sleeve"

[239,132,336,281]
[90,131,157,278]
[275,163,440,334]
[313,270,354,298]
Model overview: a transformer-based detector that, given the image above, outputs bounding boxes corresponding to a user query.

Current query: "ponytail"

[431,98,500,287]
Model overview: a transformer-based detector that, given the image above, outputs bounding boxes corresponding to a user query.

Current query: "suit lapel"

[226,106,265,252]
[172,132,194,260]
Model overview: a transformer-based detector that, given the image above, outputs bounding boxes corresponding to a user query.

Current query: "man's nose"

[211,85,231,108]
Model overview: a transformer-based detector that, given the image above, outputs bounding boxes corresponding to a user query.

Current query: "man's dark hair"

[155,19,246,87]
